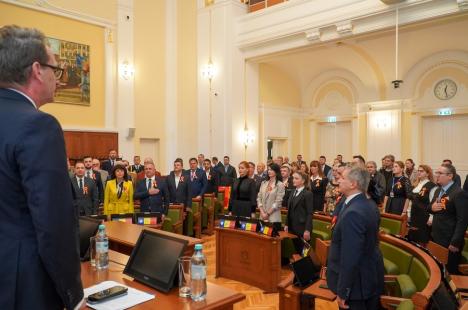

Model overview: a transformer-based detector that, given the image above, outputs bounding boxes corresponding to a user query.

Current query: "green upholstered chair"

[396,258,430,298]
[311,219,331,248]
[163,204,184,234]
[380,217,402,235]
[396,300,414,310]
[380,241,413,275]
[185,198,201,238]
[215,190,225,218]
[384,258,400,275]
[202,193,215,234]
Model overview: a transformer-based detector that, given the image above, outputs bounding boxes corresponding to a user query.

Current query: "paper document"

[84,280,155,310]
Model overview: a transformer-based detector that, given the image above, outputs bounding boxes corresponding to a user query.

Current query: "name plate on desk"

[239,221,258,232]
[259,221,278,237]
[218,215,238,229]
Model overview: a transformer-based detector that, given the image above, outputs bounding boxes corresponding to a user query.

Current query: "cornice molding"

[1,0,116,28]
[236,0,463,54]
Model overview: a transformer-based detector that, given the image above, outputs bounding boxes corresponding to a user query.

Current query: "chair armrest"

[380,296,410,309]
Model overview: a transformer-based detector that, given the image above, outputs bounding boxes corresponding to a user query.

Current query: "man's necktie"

[87,171,91,178]
[79,178,83,192]
[147,178,152,190]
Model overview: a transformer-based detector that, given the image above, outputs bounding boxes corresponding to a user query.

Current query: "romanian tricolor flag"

[262,226,271,236]
[138,217,158,225]
[218,186,232,210]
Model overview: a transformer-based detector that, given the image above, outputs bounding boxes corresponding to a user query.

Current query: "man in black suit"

[429,164,468,274]
[130,155,144,174]
[83,155,104,203]
[379,154,394,187]
[442,159,462,188]
[71,162,99,215]
[203,158,219,194]
[256,162,268,181]
[218,155,237,186]
[134,163,170,215]
[327,166,384,309]
[0,25,83,309]
[319,155,332,179]
[187,157,207,199]
[212,156,223,173]
[167,158,192,209]
[101,149,118,174]
[248,162,263,193]
[197,153,205,169]
[296,154,305,166]
[464,175,468,193]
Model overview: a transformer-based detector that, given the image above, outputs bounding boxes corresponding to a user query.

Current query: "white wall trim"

[62,127,119,133]
[260,104,312,117]
[1,0,116,28]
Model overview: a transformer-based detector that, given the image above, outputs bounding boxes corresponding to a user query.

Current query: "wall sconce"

[201,61,216,80]
[120,60,134,80]
[241,127,255,148]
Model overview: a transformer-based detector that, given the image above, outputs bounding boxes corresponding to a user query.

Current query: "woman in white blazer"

[257,163,285,231]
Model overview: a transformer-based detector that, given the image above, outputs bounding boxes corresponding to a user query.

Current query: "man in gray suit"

[71,162,98,215]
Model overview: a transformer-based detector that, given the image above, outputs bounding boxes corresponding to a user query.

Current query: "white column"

[197,0,247,166]
[165,0,178,171]
[116,0,135,160]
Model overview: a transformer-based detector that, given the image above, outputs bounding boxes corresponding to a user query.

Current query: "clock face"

[434,79,457,100]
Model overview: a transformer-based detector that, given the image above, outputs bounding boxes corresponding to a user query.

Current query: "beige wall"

[0,1,106,128]
[259,63,301,108]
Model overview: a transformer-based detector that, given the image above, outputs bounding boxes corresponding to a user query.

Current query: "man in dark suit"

[203,158,219,194]
[130,155,144,174]
[187,157,207,199]
[429,164,468,274]
[256,162,268,181]
[0,25,83,309]
[296,154,305,167]
[248,162,263,193]
[167,158,192,209]
[101,149,118,174]
[319,155,332,179]
[134,163,170,215]
[327,166,384,309]
[71,162,99,215]
[218,155,237,186]
[83,155,104,203]
[464,175,468,192]
[442,159,462,188]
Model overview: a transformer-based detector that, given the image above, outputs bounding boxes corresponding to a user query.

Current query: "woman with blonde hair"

[383,161,412,215]
[407,165,436,245]
[104,164,134,215]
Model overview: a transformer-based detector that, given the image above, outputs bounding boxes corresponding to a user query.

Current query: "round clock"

[434,79,457,100]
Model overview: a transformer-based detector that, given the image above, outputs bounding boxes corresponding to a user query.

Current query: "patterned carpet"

[202,233,338,310]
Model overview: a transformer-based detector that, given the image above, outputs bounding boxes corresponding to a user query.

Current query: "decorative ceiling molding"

[236,0,463,56]
[1,0,116,28]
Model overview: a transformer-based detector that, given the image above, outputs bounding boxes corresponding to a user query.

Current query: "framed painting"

[48,37,90,105]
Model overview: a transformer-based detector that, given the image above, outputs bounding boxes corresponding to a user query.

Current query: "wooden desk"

[105,221,202,256]
[450,275,468,292]
[82,251,245,310]
[215,227,281,293]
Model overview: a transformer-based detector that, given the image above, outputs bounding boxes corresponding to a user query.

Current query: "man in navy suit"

[167,158,192,209]
[134,163,170,215]
[187,157,207,199]
[327,166,384,309]
[203,158,219,194]
[101,149,118,174]
[0,25,83,309]
[320,155,332,179]
[83,155,104,203]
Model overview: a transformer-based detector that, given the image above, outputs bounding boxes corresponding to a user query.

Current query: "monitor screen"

[78,216,101,261]
[124,230,188,292]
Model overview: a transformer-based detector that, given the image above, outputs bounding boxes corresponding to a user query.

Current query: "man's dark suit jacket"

[86,169,104,203]
[326,193,384,302]
[429,183,468,249]
[0,89,83,309]
[101,159,116,174]
[464,175,468,192]
[130,164,144,174]
[187,168,207,198]
[323,164,332,178]
[166,172,192,209]
[218,164,237,186]
[71,176,98,215]
[134,177,170,214]
[286,189,314,237]
[204,169,219,194]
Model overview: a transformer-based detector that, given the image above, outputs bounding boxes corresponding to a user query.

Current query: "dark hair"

[212,156,218,161]
[0,25,49,86]
[204,158,211,164]
[82,155,92,161]
[224,156,230,160]
[248,161,255,168]
[134,155,140,158]
[394,161,405,169]
[319,155,326,160]
[189,157,197,163]
[353,155,366,164]
[175,158,183,164]
[74,160,84,166]
[383,154,395,162]
[442,159,452,165]
[441,163,456,177]
[268,163,281,183]
[109,149,117,153]
[309,160,324,178]
[110,164,128,180]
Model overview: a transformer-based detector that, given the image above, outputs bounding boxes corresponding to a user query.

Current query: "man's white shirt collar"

[7,88,37,109]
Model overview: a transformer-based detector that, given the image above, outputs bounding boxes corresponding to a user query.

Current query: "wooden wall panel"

[64,131,118,161]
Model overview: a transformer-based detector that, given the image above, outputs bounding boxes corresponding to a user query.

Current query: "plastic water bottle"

[190,244,207,301]
[95,224,109,270]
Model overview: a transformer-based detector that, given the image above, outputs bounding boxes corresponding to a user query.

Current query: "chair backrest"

[426,241,449,264]
[168,204,184,222]
[380,213,407,235]
[192,198,201,213]
[313,219,331,235]
[408,258,430,292]
[380,241,413,274]
[203,193,215,208]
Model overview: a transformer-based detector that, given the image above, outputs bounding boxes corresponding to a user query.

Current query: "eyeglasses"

[434,172,451,176]
[39,63,64,79]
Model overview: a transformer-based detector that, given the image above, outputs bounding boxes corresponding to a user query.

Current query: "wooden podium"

[215,227,282,293]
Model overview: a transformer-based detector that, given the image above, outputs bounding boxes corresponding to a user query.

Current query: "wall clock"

[434,79,457,100]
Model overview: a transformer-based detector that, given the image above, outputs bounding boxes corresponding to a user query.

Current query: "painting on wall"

[48,37,90,105]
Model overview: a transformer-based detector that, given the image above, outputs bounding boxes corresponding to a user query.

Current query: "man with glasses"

[0,26,83,309]
[429,163,468,274]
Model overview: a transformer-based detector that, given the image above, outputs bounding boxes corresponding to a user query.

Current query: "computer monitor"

[78,216,101,261]
[123,230,188,293]
[134,212,162,226]
[110,213,134,224]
